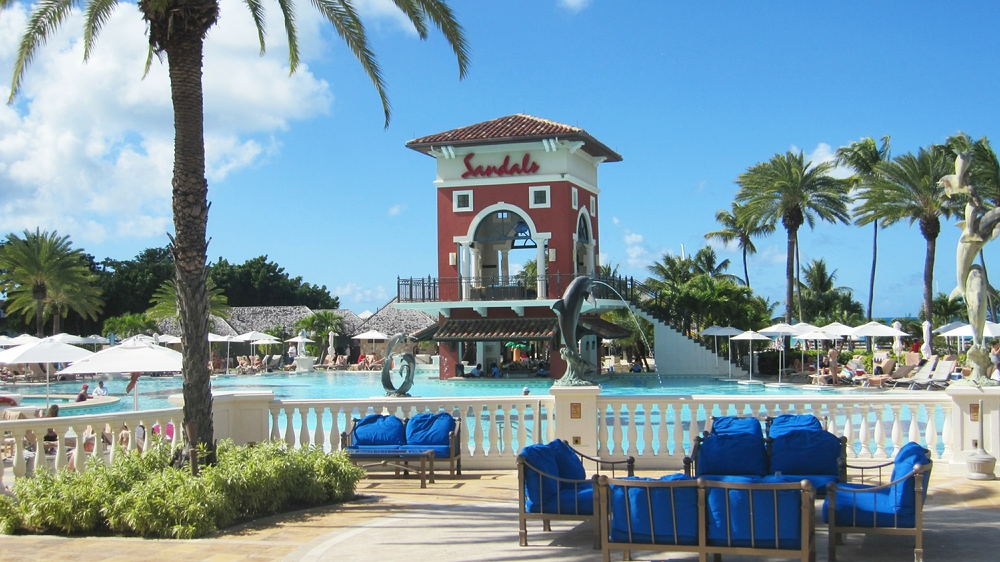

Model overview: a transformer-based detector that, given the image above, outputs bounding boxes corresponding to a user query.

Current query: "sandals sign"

[461,153,540,179]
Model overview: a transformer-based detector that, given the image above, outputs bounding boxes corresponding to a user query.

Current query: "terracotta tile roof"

[406,114,622,162]
[433,318,558,342]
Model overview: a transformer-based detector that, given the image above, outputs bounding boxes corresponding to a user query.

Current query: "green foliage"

[146,277,231,321]
[295,311,345,357]
[0,228,104,336]
[102,312,157,338]
[97,247,174,321]
[209,256,339,309]
[3,440,365,538]
[797,258,865,325]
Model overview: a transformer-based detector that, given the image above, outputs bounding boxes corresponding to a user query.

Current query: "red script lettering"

[461,153,540,179]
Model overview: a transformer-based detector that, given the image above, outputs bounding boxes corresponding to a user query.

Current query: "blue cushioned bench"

[517,439,635,549]
[596,474,816,562]
[340,412,462,478]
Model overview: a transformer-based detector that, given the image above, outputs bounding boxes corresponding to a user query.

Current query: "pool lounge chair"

[856,359,895,387]
[866,363,916,388]
[891,356,938,389]
[910,360,956,390]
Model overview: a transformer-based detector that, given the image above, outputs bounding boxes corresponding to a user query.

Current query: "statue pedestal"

[550,386,602,457]
[946,386,1000,478]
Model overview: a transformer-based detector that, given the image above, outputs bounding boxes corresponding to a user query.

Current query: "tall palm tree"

[692,243,745,286]
[735,152,851,323]
[705,202,775,288]
[6,0,469,457]
[836,136,890,325]
[42,279,104,334]
[295,311,346,361]
[146,278,231,321]
[856,147,955,326]
[0,229,102,337]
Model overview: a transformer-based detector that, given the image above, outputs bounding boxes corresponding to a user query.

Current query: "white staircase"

[629,304,749,378]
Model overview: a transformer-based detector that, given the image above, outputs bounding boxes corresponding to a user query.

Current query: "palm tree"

[295,311,346,361]
[146,278,231,321]
[7,0,469,457]
[735,152,851,323]
[856,147,955,326]
[0,229,103,337]
[836,136,891,325]
[102,312,158,339]
[704,202,774,287]
[42,279,104,334]
[797,258,863,323]
[691,246,743,285]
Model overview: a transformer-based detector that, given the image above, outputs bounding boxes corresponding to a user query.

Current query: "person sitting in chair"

[469,363,483,377]
[490,363,502,378]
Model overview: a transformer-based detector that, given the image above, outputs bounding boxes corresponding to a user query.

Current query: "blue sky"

[2,1,999,318]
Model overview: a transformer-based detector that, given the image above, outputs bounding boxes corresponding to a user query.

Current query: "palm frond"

[82,0,120,61]
[277,0,301,72]
[311,0,390,127]
[9,0,77,103]
[243,0,268,55]
[389,0,429,38]
[410,0,470,79]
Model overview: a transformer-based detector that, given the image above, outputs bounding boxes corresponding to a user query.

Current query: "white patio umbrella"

[0,337,94,406]
[58,341,182,410]
[820,322,855,337]
[157,334,182,345]
[7,334,41,345]
[352,330,388,355]
[760,322,800,387]
[209,334,245,373]
[849,321,909,338]
[793,330,838,374]
[709,326,745,379]
[934,320,968,354]
[0,335,14,347]
[939,322,1000,338]
[238,331,275,342]
[730,330,771,385]
[48,333,89,345]
[84,334,110,345]
[701,326,722,372]
[120,334,157,345]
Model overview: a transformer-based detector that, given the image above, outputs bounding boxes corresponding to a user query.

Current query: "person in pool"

[76,384,89,402]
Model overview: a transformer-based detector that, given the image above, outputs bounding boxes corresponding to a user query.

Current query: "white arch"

[575,207,595,244]
[455,202,549,243]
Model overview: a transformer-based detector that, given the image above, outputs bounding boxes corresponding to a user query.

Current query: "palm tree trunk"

[742,246,750,288]
[866,223,877,352]
[923,236,936,327]
[795,233,803,322]
[785,228,795,323]
[35,298,44,337]
[53,311,61,335]
[166,34,215,463]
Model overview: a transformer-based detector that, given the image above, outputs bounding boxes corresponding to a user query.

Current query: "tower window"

[453,190,473,212]
[572,187,578,210]
[529,185,550,209]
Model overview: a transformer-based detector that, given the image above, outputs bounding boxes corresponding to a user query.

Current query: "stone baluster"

[53,427,68,471]
[299,408,310,449]
[656,404,668,457]
[844,405,857,458]
[597,403,609,456]
[859,405,872,458]
[925,407,939,457]
[824,403,838,436]
[673,404,686,458]
[487,404,500,456]
[907,404,921,445]
[91,424,107,468]
[284,408,295,446]
[704,404,715,435]
[516,403,528,454]
[544,402,555,442]
[270,409,281,441]
[471,405,485,457]
[12,430,26,479]
[314,407,326,450]
[75,423,90,474]
[891,405,905,456]
[873,404,888,458]
[612,403,624,458]
[941,403,953,459]
[625,403,639,458]
[503,405,516,457]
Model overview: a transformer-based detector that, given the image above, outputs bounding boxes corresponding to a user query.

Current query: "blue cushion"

[891,442,932,510]
[550,484,593,515]
[521,443,560,513]
[768,414,823,438]
[549,439,586,488]
[405,412,456,448]
[823,483,917,528]
[609,474,698,545]
[705,476,803,549]
[400,444,453,459]
[770,429,841,476]
[352,415,406,447]
[711,416,764,437]
[697,433,768,477]
[771,474,838,495]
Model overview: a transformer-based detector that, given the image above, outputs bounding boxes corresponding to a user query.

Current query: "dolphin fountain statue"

[381,333,417,397]
[551,275,599,386]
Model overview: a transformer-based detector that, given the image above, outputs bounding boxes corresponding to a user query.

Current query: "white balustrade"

[593,394,952,470]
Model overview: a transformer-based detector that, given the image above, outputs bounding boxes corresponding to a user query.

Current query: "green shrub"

[3,439,365,538]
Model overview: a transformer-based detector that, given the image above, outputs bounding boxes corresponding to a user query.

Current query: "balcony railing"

[398,274,577,303]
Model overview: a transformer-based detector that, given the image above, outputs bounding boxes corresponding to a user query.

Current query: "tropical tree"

[103,312,158,339]
[920,291,968,327]
[691,247,743,285]
[0,229,103,336]
[146,278,231,321]
[704,201,774,287]
[294,311,346,360]
[855,147,955,327]
[797,258,863,325]
[836,136,891,325]
[6,0,469,458]
[736,151,851,323]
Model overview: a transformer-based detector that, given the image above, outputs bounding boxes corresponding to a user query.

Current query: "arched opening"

[467,209,540,298]
[575,212,595,275]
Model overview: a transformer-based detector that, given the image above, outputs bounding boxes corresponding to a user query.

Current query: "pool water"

[11,371,871,416]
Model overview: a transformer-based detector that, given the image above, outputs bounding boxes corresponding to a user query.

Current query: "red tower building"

[396,114,624,379]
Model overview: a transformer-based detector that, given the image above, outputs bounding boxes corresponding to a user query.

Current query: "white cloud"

[335,282,390,304]
[793,142,853,179]
[613,216,652,268]
[0,0,335,244]
[387,203,406,216]
[558,0,592,13]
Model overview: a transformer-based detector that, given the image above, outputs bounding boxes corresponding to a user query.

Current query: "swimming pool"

[9,371,879,416]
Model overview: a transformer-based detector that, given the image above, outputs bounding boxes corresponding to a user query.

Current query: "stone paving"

[0,469,999,561]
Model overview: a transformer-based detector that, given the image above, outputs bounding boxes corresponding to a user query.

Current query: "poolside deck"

[1,468,998,561]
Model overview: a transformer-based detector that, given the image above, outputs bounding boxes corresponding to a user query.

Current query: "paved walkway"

[1,469,999,561]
